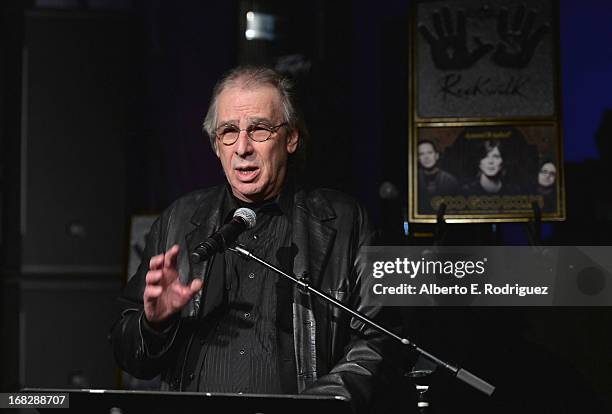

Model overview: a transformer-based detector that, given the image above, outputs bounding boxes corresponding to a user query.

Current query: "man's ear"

[213,140,220,158]
[286,129,299,154]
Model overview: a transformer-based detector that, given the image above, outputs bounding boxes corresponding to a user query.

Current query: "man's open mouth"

[235,166,259,181]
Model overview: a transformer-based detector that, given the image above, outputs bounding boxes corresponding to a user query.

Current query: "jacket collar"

[189,185,227,228]
[291,187,337,290]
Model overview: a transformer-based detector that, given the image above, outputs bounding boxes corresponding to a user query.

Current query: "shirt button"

[239,349,246,355]
[253,234,258,240]
[244,312,250,318]
[248,273,255,279]
[188,373,194,380]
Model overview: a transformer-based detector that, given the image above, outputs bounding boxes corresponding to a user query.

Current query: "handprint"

[419,7,493,70]
[492,4,550,68]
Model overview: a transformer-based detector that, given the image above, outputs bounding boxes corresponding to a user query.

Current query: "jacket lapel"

[292,189,337,287]
[291,188,336,391]
[182,186,226,318]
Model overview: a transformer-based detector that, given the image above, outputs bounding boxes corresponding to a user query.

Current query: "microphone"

[378,181,399,200]
[191,207,256,263]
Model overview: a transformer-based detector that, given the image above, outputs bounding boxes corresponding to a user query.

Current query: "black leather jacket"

[111,184,402,412]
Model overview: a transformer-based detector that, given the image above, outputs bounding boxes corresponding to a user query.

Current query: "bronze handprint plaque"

[414,0,557,119]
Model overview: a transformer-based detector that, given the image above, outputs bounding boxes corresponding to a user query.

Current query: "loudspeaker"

[1,7,133,392]
[18,9,131,274]
[2,276,122,390]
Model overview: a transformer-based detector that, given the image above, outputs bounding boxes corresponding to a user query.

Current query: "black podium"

[23,388,352,414]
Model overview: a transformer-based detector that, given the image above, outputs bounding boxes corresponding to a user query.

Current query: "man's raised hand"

[143,245,203,327]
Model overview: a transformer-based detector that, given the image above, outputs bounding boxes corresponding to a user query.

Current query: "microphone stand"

[228,244,495,397]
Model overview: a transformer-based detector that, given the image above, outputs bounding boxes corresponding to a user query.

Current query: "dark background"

[1,0,611,413]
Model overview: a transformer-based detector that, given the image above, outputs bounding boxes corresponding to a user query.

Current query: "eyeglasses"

[215,122,288,146]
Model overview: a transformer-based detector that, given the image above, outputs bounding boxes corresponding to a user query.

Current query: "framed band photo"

[409,124,565,222]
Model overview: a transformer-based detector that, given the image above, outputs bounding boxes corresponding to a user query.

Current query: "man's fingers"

[190,278,203,293]
[149,254,164,270]
[167,282,200,308]
[164,245,180,270]
[146,269,163,285]
[156,245,180,285]
[173,279,202,299]
[144,285,163,300]
[143,247,197,320]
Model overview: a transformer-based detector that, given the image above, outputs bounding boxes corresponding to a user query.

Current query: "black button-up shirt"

[193,185,297,393]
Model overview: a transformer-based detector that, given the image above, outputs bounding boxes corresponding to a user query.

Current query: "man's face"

[538,162,556,187]
[214,85,299,203]
[418,142,439,169]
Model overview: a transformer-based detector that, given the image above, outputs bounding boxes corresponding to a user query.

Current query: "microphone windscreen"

[234,207,257,229]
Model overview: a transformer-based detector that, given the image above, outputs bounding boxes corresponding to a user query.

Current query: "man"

[111,66,402,412]
[417,140,458,213]
[534,159,557,212]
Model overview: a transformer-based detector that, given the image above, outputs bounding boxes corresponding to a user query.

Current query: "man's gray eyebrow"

[248,117,274,124]
[216,120,238,128]
[216,117,274,127]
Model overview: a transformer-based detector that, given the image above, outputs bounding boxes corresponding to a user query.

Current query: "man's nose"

[234,130,253,156]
